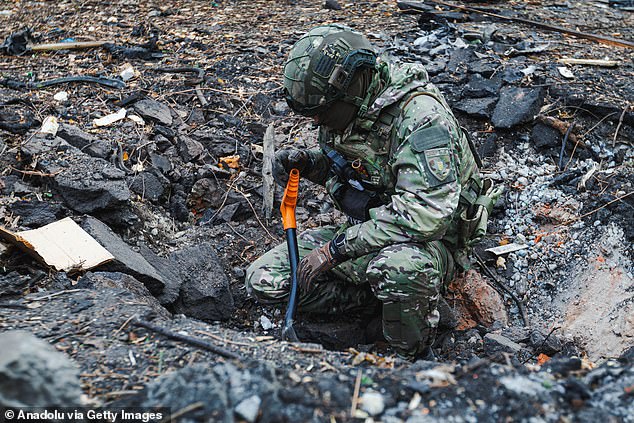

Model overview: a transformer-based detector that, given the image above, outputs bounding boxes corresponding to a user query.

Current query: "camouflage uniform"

[247,60,497,358]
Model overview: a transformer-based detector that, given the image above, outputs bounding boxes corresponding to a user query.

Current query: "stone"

[492,87,545,128]
[235,395,262,423]
[529,329,563,356]
[0,330,82,407]
[171,243,234,321]
[468,60,499,77]
[79,216,167,295]
[1,175,33,196]
[189,128,242,158]
[499,375,545,398]
[531,122,561,150]
[149,152,172,174]
[8,200,64,227]
[137,244,182,306]
[501,326,531,343]
[20,135,131,214]
[127,170,167,202]
[133,99,173,126]
[120,363,283,422]
[298,321,365,350]
[55,170,130,213]
[462,74,501,98]
[454,97,497,118]
[324,0,342,10]
[177,135,205,162]
[447,48,475,74]
[76,272,170,319]
[57,123,111,158]
[447,270,508,330]
[0,271,30,296]
[483,333,523,355]
[542,357,582,376]
[361,391,386,416]
[188,178,250,221]
[478,134,497,159]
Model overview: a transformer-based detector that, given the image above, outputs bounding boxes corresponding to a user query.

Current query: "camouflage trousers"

[245,226,454,358]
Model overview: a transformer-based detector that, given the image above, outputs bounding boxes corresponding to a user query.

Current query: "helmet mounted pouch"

[328,49,376,92]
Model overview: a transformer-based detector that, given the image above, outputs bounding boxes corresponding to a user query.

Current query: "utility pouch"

[339,185,381,224]
[458,178,503,247]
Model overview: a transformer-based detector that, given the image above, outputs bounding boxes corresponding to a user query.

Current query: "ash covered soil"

[0,1,633,421]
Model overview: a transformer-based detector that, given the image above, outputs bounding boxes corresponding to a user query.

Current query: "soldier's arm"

[340,106,463,258]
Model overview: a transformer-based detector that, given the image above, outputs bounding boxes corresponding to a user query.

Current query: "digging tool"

[280,168,301,342]
[1,28,113,56]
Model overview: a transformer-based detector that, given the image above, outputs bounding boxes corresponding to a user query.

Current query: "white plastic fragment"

[53,91,69,102]
[259,315,274,330]
[360,391,385,416]
[234,395,261,423]
[486,243,529,256]
[38,116,59,136]
[120,65,136,82]
[128,350,136,366]
[127,114,145,125]
[93,108,127,127]
[557,66,575,79]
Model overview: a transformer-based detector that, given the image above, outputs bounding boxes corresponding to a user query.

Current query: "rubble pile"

[1,0,632,420]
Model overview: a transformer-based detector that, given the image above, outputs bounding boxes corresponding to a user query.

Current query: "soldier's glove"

[297,234,347,292]
[273,149,312,186]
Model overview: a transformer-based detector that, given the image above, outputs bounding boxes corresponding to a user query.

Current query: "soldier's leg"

[246,227,377,314]
[366,241,454,359]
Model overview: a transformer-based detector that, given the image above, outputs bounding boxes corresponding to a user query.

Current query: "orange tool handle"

[280,168,300,230]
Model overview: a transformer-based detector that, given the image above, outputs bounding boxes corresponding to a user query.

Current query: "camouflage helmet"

[283,24,376,117]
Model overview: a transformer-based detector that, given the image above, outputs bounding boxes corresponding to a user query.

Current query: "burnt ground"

[0,0,633,421]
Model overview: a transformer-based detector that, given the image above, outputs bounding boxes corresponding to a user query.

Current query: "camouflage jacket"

[304,61,481,259]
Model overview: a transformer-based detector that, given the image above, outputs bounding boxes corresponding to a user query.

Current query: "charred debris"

[0,1,633,421]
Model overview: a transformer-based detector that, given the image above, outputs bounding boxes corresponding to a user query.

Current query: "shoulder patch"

[423,147,456,187]
[409,125,450,153]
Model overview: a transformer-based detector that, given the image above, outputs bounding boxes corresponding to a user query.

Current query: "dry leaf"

[537,353,551,365]
[219,155,240,169]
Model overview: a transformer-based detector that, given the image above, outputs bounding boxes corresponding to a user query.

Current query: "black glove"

[272,149,312,186]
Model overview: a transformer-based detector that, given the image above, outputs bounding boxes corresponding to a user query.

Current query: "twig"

[262,124,276,221]
[0,302,28,309]
[103,390,140,399]
[132,319,243,360]
[397,0,634,48]
[290,345,324,354]
[226,222,251,243]
[27,289,83,302]
[153,67,208,107]
[194,330,254,347]
[521,326,561,364]
[561,191,634,225]
[113,314,137,338]
[1,76,126,90]
[235,187,277,241]
[350,369,362,417]
[579,112,617,139]
[474,252,528,326]
[558,122,574,171]
[162,402,204,423]
[613,105,630,147]
[9,166,63,177]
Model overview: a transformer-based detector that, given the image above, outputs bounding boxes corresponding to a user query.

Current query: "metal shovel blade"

[281,320,299,342]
